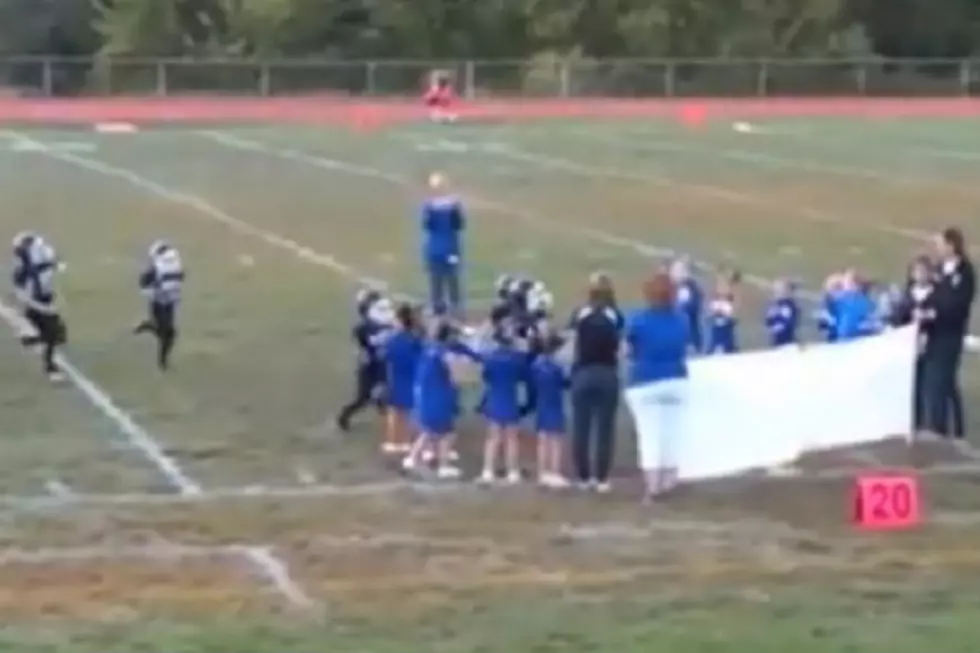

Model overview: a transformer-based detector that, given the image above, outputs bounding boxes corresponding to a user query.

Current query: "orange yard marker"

[852,471,922,530]
[678,103,708,130]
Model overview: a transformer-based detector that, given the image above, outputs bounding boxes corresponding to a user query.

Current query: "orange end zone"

[0,96,979,126]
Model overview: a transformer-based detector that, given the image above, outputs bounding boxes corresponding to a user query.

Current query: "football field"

[3,117,980,651]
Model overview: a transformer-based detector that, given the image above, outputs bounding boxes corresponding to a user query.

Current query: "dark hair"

[943,227,966,257]
[396,302,417,331]
[644,272,675,308]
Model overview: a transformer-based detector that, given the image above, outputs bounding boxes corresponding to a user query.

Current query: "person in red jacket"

[424,70,457,123]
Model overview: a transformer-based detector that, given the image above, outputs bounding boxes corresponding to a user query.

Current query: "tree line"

[1,0,979,94]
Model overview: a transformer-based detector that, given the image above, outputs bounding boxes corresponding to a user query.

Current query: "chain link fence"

[0,56,977,98]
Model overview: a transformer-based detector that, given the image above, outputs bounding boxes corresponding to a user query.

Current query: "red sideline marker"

[852,471,922,530]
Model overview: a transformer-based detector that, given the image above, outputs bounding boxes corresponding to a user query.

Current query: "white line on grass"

[0,130,316,610]
[0,542,242,565]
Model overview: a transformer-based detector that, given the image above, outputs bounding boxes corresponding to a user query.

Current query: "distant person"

[420,172,465,318]
[336,288,393,432]
[533,332,570,488]
[924,228,976,439]
[135,240,185,371]
[424,70,458,123]
[765,278,800,347]
[670,258,703,353]
[817,273,844,342]
[475,316,527,485]
[835,269,877,341]
[705,272,739,355]
[625,271,689,501]
[382,302,424,454]
[568,272,623,492]
[893,256,937,432]
[402,318,465,479]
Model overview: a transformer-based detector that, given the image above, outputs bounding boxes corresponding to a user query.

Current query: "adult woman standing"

[624,271,690,501]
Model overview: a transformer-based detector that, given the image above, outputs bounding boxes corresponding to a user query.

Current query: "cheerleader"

[817,273,844,342]
[533,332,569,488]
[381,302,423,454]
[765,278,800,347]
[402,318,468,479]
[670,258,704,353]
[706,273,739,355]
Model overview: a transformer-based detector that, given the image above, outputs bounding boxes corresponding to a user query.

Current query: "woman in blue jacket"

[625,271,690,501]
[383,303,423,455]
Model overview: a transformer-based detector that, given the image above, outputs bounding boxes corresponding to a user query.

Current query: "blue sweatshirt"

[477,342,527,426]
[421,195,465,268]
[384,329,423,411]
[765,297,800,346]
[532,355,567,433]
[626,306,689,387]
[817,291,842,342]
[835,289,877,341]
[414,343,458,436]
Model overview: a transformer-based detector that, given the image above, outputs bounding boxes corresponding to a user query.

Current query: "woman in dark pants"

[924,228,976,439]
[568,273,623,493]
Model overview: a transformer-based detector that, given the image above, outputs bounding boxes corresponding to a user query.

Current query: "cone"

[678,103,708,130]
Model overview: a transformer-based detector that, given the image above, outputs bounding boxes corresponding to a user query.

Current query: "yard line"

[0,130,317,610]
[0,459,977,512]
[44,479,74,499]
[569,126,980,196]
[0,542,242,565]
[0,299,202,495]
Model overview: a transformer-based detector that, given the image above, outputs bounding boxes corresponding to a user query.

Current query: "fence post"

[464,60,475,99]
[959,59,970,96]
[664,62,675,97]
[559,62,570,97]
[756,60,769,97]
[155,61,168,96]
[41,58,53,97]
[366,61,377,95]
[259,62,271,96]
[855,62,867,95]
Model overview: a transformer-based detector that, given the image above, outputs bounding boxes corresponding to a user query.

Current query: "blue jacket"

[835,289,877,341]
[626,306,689,387]
[532,355,567,433]
[414,343,458,434]
[421,195,465,267]
[477,343,527,426]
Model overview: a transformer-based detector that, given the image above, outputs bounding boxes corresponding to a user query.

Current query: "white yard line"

[0,129,317,611]
[0,459,976,512]
[44,479,74,499]
[570,127,980,196]
[0,542,242,565]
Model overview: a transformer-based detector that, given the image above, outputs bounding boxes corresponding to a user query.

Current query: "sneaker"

[477,469,496,485]
[547,474,570,489]
[576,479,596,491]
[47,370,66,384]
[380,442,400,455]
[437,465,462,480]
[400,456,417,472]
[595,481,612,494]
[505,470,522,485]
[421,449,436,463]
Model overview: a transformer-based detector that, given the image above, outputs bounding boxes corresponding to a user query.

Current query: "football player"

[135,240,185,371]
[11,231,68,382]
[337,287,394,432]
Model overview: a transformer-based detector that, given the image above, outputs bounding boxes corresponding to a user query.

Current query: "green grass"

[2,117,980,650]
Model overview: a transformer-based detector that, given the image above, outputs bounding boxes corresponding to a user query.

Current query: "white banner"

[625,325,918,481]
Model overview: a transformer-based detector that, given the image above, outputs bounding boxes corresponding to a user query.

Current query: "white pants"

[625,378,689,472]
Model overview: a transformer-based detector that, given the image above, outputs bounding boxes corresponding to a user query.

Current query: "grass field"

[3,116,980,651]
